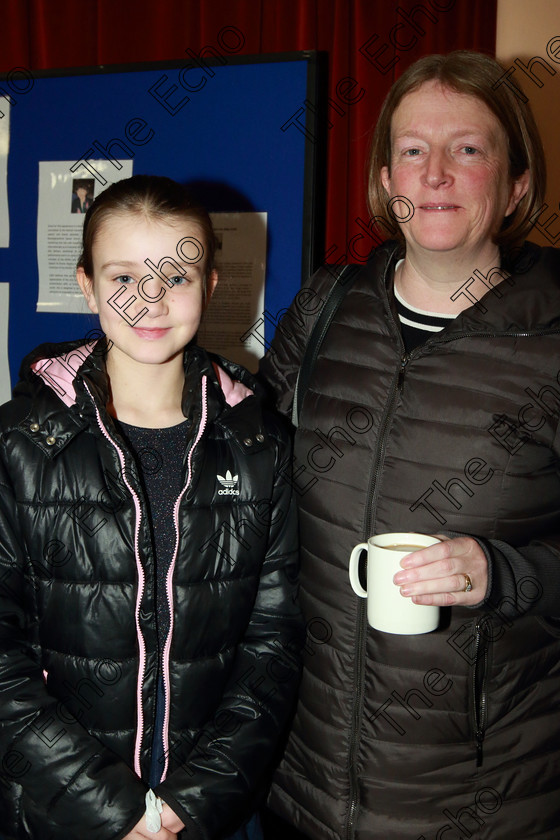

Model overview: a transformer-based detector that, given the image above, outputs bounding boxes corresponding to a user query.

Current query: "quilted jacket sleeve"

[155,422,303,840]
[473,528,560,621]
[0,458,147,840]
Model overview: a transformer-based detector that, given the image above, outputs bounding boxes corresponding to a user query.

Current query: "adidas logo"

[217,470,240,495]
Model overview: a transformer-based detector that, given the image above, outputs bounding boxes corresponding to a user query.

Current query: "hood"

[211,362,253,407]
[27,339,254,411]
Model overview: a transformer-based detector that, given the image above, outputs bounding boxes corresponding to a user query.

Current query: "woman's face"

[381,80,529,263]
[77,212,217,372]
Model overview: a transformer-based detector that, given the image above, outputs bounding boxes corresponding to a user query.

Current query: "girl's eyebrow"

[100,260,198,272]
[100,260,138,271]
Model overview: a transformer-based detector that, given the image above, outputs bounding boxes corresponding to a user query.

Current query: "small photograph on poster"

[0,108,10,248]
[36,160,134,313]
[200,212,267,372]
[70,178,95,214]
[0,284,11,403]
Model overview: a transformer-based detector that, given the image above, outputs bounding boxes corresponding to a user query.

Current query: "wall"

[497,0,560,247]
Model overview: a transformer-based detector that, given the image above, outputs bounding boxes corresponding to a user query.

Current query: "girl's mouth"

[131,327,170,340]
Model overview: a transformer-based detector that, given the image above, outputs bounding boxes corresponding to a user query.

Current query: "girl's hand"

[122,814,178,839]
[392,535,488,606]
[161,802,186,833]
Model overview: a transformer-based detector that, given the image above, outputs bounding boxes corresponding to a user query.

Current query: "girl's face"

[77,212,217,372]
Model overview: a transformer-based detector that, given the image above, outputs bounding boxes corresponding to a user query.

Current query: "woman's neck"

[105,352,186,428]
[395,245,503,314]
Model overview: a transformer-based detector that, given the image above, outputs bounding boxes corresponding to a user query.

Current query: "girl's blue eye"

[168,274,189,286]
[116,275,135,284]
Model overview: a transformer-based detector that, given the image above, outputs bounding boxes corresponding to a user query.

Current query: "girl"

[0,175,301,840]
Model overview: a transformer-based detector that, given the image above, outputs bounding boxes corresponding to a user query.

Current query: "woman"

[0,175,301,839]
[260,51,560,838]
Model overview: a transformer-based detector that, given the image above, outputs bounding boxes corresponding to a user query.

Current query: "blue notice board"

[0,53,324,387]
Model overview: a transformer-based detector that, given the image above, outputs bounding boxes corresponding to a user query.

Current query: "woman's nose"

[423,151,452,188]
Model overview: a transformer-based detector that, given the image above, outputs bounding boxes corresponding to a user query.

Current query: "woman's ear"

[505,169,531,217]
[381,165,392,196]
[77,267,98,314]
[204,269,218,309]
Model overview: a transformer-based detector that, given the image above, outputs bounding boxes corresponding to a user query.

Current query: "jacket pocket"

[470,617,489,767]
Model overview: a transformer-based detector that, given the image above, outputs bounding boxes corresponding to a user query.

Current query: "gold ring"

[463,573,473,593]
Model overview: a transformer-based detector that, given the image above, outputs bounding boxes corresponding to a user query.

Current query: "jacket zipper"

[397,353,409,392]
[472,618,488,767]
[159,376,209,782]
[83,383,148,778]
[345,267,415,838]
[345,357,405,839]
[423,326,560,346]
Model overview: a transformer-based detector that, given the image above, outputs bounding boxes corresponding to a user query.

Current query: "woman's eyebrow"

[393,128,492,140]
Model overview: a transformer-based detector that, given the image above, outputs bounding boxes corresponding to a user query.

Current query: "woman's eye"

[403,148,422,156]
[115,275,135,285]
[462,146,478,155]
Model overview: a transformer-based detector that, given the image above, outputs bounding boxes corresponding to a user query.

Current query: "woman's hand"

[393,535,488,606]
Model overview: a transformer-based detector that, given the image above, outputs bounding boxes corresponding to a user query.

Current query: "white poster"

[36,159,134,313]
[0,284,11,403]
[0,108,10,248]
[200,212,267,372]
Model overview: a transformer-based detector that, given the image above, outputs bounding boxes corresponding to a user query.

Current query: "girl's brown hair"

[77,174,217,294]
[367,50,546,254]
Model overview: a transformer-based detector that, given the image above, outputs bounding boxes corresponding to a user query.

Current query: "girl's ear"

[204,269,218,308]
[77,267,98,314]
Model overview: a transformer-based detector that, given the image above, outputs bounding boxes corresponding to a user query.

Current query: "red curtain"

[0,0,496,262]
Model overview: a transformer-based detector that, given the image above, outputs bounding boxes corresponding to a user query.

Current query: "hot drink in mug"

[349,532,441,634]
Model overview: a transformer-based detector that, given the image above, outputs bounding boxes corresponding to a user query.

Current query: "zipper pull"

[397,354,409,392]
[475,729,483,767]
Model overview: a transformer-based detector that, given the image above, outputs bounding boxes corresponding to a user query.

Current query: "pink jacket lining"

[31,341,254,409]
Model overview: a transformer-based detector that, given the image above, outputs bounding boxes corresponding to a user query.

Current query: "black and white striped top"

[394,284,457,353]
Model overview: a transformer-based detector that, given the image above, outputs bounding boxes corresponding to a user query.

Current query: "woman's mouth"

[420,204,460,210]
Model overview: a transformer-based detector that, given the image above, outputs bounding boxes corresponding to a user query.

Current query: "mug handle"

[349,543,368,598]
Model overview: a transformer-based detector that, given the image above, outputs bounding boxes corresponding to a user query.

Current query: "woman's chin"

[404,227,477,256]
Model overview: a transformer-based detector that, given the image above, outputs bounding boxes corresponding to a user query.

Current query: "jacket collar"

[15,340,264,457]
[371,239,560,337]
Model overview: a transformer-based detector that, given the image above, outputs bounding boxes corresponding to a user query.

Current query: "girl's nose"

[137,276,169,314]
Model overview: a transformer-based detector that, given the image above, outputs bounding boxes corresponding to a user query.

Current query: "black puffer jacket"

[261,241,560,839]
[0,340,302,840]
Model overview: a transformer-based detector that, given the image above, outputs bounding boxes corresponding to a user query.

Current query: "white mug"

[349,532,441,634]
